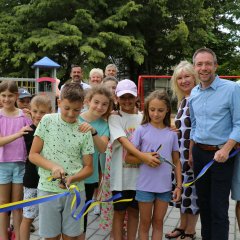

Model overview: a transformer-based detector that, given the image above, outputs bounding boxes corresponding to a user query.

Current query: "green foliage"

[0,0,239,80]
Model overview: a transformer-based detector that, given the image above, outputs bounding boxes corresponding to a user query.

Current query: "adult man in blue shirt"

[189,47,240,240]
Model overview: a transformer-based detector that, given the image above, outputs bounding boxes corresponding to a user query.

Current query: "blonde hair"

[89,68,104,79]
[171,60,199,104]
[30,94,52,112]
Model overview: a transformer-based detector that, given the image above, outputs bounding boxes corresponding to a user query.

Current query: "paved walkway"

[30,198,239,240]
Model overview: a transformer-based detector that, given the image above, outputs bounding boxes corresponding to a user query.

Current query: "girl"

[0,81,32,240]
[126,90,182,240]
[109,79,159,240]
[20,95,52,240]
[103,76,119,111]
[78,85,113,239]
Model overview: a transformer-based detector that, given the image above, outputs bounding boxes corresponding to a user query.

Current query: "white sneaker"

[93,204,101,215]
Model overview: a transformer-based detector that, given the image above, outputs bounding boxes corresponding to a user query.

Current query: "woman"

[89,68,104,87]
[165,61,199,240]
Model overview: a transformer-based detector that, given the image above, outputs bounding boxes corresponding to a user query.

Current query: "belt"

[195,143,221,151]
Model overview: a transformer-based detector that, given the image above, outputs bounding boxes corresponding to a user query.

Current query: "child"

[29,82,94,240]
[78,85,113,239]
[16,88,32,110]
[109,79,160,240]
[0,81,32,240]
[103,76,119,111]
[16,88,32,118]
[125,90,182,240]
[20,95,52,240]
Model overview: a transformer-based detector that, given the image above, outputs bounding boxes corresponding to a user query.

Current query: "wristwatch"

[92,130,98,136]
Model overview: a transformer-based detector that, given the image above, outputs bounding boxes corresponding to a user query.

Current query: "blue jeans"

[192,144,234,240]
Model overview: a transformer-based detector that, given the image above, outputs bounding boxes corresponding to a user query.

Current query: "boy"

[17,88,32,109]
[29,82,94,240]
[17,88,32,118]
[20,95,52,240]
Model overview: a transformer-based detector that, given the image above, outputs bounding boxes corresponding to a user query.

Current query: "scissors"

[60,177,70,191]
[159,156,176,168]
[48,173,70,191]
[153,144,176,168]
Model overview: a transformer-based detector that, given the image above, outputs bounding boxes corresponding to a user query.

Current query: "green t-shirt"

[35,113,94,193]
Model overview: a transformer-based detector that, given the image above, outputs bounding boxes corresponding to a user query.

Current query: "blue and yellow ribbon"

[72,193,132,220]
[0,181,132,221]
[183,148,240,187]
[0,191,70,213]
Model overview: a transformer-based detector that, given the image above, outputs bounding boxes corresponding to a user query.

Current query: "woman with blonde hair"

[165,61,199,240]
[89,68,104,87]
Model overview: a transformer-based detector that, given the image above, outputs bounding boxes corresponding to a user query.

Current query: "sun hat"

[115,79,137,97]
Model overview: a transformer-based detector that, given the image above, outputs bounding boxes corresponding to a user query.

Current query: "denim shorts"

[38,190,86,238]
[136,190,172,203]
[0,162,25,184]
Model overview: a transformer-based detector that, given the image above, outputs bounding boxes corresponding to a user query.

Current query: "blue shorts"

[0,162,25,184]
[136,190,172,203]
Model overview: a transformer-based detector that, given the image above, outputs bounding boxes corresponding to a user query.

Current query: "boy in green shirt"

[29,82,94,240]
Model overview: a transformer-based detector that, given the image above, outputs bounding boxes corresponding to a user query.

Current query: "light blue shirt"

[189,75,240,145]
[79,116,109,184]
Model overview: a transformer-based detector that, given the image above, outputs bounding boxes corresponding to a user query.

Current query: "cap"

[18,88,32,99]
[115,79,137,97]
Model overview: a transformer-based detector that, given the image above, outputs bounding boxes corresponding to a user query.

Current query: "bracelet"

[175,186,182,190]
[92,130,98,136]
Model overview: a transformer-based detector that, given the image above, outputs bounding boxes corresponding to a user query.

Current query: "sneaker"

[93,204,101,215]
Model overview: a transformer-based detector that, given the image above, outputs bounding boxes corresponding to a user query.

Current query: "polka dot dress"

[170,97,199,215]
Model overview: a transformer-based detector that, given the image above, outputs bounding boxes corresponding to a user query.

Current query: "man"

[105,64,118,78]
[68,65,90,90]
[189,47,240,240]
[58,65,90,112]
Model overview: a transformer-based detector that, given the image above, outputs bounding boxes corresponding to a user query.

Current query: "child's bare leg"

[78,232,85,240]
[152,199,168,240]
[112,210,126,240]
[127,207,139,240]
[12,183,23,240]
[45,235,61,240]
[20,217,34,240]
[62,234,81,240]
[138,202,153,240]
[0,183,11,240]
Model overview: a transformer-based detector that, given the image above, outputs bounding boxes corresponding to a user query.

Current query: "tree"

[0,0,239,80]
